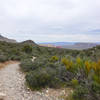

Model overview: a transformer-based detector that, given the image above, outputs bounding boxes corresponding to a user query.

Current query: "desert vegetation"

[20,56,100,100]
[0,41,100,100]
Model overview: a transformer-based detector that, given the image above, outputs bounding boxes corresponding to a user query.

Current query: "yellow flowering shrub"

[62,57,100,80]
[61,57,69,65]
[50,56,59,62]
[85,61,92,74]
[76,57,83,68]
[61,57,73,70]
[91,60,100,77]
[76,57,81,65]
[96,60,100,75]
[92,62,97,72]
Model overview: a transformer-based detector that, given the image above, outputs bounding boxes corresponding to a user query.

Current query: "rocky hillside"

[0,34,16,43]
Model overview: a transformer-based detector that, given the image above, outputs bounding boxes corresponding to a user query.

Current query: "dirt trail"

[0,62,58,100]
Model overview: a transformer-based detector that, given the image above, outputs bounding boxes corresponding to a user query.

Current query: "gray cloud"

[0,0,100,42]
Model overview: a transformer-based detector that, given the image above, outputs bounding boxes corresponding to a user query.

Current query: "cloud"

[0,0,100,42]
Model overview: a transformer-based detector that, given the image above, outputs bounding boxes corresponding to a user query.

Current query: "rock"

[32,56,36,62]
[46,90,49,93]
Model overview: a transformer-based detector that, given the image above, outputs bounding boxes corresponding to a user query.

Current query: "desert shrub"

[11,49,21,55]
[72,86,89,100]
[92,74,100,84]
[25,68,64,90]
[76,57,84,69]
[92,81,100,94]
[49,56,59,62]
[84,61,92,76]
[76,57,81,65]
[45,62,59,69]
[0,55,8,62]
[71,78,79,88]
[20,56,51,72]
[34,56,49,64]
[20,59,38,72]
[61,57,73,72]
[95,60,100,76]
[9,55,21,60]
[60,57,100,99]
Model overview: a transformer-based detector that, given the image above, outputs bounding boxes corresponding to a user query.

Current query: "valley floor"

[0,62,72,100]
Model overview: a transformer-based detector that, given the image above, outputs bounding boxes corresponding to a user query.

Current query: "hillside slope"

[0,34,16,43]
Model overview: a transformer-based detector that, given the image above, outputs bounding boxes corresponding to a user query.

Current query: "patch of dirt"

[42,88,73,100]
[0,61,18,69]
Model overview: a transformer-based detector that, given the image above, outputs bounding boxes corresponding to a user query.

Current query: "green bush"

[9,55,21,61]
[45,62,59,69]
[20,56,50,72]
[71,78,79,88]
[0,55,8,62]
[92,81,100,94]
[72,86,89,100]
[20,59,37,72]
[25,68,64,90]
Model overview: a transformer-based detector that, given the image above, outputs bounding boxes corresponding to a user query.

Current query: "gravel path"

[0,62,63,100]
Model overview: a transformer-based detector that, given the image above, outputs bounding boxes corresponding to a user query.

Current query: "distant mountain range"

[39,42,100,50]
[62,43,99,50]
[0,34,16,43]
[39,42,75,46]
[0,34,100,50]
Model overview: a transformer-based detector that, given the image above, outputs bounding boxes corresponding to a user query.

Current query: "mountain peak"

[21,40,37,45]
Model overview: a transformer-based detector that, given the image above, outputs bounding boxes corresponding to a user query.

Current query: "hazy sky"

[0,0,100,43]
